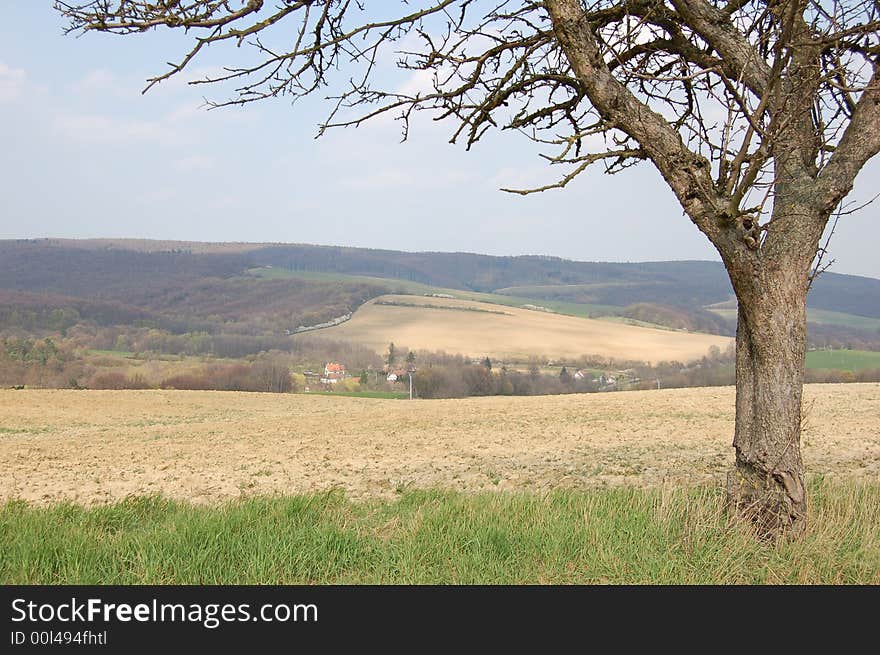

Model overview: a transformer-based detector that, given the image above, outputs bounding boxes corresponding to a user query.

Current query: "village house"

[597,373,617,387]
[386,368,409,382]
[321,362,346,384]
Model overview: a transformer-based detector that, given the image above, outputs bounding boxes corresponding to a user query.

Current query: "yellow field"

[1,384,877,505]
[323,295,732,364]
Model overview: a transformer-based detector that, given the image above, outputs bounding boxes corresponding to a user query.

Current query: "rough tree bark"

[726,261,811,536]
[543,0,875,537]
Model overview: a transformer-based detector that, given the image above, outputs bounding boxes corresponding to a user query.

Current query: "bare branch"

[501,147,644,194]
[818,62,880,210]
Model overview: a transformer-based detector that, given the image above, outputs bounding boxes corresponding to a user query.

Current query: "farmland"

[806,349,880,371]
[2,384,878,584]
[1,384,877,506]
[322,295,732,364]
[707,306,880,332]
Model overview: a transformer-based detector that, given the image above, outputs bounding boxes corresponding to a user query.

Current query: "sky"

[1,4,878,279]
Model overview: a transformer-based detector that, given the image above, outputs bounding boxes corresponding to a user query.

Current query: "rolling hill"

[0,239,877,354]
[322,295,732,364]
[3,239,878,317]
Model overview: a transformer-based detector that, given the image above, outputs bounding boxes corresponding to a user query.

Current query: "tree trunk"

[726,274,808,538]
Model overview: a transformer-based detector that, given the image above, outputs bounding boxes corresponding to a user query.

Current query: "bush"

[160,360,296,394]
[88,371,151,390]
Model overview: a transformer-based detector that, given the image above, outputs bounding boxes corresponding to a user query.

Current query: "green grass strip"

[2,479,877,584]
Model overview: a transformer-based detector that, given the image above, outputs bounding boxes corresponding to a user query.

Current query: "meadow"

[708,306,880,331]
[3,480,878,584]
[806,349,880,371]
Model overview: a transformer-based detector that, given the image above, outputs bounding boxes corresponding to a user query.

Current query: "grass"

[806,349,880,371]
[806,308,880,331]
[2,479,877,584]
[597,315,677,330]
[708,307,880,331]
[246,267,622,320]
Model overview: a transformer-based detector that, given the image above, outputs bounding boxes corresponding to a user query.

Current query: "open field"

[708,306,880,331]
[1,384,877,505]
[805,308,880,331]
[322,295,731,364]
[806,349,880,371]
[3,480,878,584]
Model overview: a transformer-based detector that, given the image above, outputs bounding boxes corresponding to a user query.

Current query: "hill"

[3,238,877,314]
[323,295,732,364]
[0,239,877,351]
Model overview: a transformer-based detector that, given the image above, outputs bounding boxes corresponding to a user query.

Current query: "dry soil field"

[324,294,732,364]
[1,384,877,505]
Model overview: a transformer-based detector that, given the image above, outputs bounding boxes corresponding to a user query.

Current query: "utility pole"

[409,372,413,400]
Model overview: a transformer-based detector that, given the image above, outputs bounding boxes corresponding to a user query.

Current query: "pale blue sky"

[1,3,878,278]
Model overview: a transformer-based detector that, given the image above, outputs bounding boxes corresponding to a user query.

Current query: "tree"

[559,366,572,384]
[56,0,880,537]
[528,363,541,381]
[406,350,417,369]
[249,358,295,393]
[482,356,493,370]
[386,342,397,370]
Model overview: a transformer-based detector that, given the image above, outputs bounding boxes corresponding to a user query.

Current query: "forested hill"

[2,239,875,319]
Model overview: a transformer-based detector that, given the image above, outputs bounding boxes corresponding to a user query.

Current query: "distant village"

[302,359,639,393]
[302,361,418,389]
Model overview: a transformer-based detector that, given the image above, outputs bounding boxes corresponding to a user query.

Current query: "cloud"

[172,154,215,172]
[0,62,26,103]
[166,99,258,128]
[71,69,118,95]
[166,101,208,123]
[489,165,558,191]
[52,113,186,147]
[342,168,417,190]
[341,167,472,191]
[158,65,232,93]
[137,188,178,204]
[395,68,438,98]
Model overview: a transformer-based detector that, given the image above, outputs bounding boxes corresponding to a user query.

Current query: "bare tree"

[56,0,880,537]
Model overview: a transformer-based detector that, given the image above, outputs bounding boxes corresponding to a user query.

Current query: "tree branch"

[817,62,880,212]
[545,0,736,251]
[669,0,772,96]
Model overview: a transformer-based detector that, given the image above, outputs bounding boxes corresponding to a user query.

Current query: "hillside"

[245,243,880,318]
[3,239,877,314]
[0,239,877,350]
[322,295,732,364]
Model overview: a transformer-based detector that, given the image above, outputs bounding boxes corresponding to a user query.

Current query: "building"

[321,362,346,384]
[386,368,409,382]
